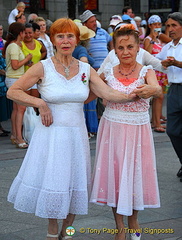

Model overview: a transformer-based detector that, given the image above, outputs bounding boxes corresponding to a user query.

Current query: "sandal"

[154,127,165,133]
[58,234,72,240]
[160,120,167,124]
[10,135,17,145]
[16,142,28,149]
[47,233,59,239]
[161,116,167,121]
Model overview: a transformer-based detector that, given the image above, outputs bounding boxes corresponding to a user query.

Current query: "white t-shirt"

[8,8,18,25]
[97,48,167,75]
[156,38,182,84]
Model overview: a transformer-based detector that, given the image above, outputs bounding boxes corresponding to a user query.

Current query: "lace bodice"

[103,63,152,125]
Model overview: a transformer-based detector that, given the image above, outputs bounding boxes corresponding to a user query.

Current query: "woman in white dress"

[7,18,138,240]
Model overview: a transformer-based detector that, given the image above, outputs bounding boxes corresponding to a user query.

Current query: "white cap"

[109,19,122,26]
[79,10,96,23]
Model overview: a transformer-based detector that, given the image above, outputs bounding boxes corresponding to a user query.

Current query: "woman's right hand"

[127,92,139,102]
[26,53,33,62]
[38,102,53,127]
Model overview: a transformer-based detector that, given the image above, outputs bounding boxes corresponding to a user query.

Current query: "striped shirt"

[87,27,112,69]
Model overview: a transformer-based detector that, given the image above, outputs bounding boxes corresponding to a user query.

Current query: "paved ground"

[0,110,182,240]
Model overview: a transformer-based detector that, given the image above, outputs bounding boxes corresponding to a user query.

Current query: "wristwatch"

[150,40,155,44]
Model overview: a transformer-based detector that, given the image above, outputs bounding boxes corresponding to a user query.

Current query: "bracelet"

[150,40,155,44]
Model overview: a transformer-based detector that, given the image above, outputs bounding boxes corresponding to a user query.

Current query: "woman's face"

[115,35,139,64]
[135,20,141,28]
[149,22,161,35]
[37,21,46,33]
[53,32,77,56]
[34,29,41,39]
[24,27,34,42]
[0,25,3,37]
[17,6,25,12]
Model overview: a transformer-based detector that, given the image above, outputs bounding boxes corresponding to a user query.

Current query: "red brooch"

[81,73,87,84]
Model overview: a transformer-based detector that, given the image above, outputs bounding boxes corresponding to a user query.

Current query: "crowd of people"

[1,2,182,240]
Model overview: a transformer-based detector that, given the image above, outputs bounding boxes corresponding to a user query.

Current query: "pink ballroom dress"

[90,63,160,216]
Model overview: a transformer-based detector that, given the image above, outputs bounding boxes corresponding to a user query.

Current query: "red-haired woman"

[7,18,138,240]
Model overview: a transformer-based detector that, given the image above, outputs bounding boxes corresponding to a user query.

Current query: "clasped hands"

[38,84,157,126]
[161,56,176,69]
[128,84,159,101]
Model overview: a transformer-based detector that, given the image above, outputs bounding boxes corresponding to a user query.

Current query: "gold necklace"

[55,56,74,78]
[119,63,137,79]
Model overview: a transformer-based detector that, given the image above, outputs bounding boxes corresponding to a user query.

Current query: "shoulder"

[34,39,42,47]
[45,34,51,41]
[25,61,44,79]
[9,42,17,47]
[10,8,18,15]
[7,43,19,51]
[79,60,90,68]
[144,36,151,41]
[21,41,26,48]
[140,65,154,77]
[76,45,86,52]
[40,57,51,66]
[97,28,111,37]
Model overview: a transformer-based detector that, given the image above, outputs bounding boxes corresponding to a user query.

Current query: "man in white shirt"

[156,12,182,180]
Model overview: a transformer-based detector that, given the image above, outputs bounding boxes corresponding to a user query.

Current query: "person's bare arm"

[143,38,153,54]
[133,68,162,98]
[11,54,32,70]
[0,69,6,75]
[159,33,171,44]
[109,40,114,50]
[7,62,53,127]
[40,43,47,60]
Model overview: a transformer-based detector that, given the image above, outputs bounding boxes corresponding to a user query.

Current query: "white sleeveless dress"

[8,58,91,219]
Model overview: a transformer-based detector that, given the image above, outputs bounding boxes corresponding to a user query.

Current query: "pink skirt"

[90,117,160,216]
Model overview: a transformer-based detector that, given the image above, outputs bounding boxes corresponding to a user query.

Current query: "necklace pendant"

[64,68,69,78]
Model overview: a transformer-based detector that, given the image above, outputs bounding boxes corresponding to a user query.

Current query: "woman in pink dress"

[90,25,161,240]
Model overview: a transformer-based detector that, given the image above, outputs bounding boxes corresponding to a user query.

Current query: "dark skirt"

[0,96,13,122]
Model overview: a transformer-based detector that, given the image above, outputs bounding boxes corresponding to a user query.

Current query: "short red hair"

[50,18,80,44]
